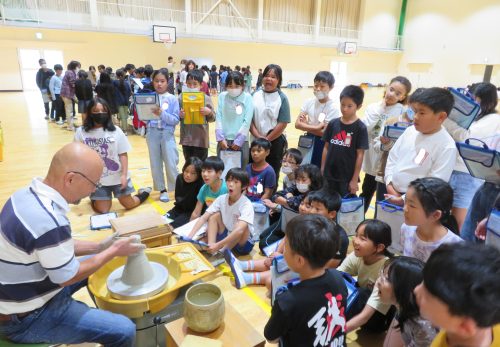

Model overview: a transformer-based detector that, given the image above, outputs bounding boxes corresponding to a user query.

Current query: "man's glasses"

[67,171,102,189]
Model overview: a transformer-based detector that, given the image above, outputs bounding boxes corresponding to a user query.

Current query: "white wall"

[399,0,500,87]
[359,0,402,50]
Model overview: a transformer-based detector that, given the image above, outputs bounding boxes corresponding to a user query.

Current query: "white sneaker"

[44,115,49,120]
[159,191,170,202]
[56,120,64,125]
[223,249,247,289]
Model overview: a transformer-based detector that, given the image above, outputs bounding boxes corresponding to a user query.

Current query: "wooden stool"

[165,302,265,347]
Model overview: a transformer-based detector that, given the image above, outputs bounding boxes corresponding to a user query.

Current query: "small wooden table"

[165,302,266,347]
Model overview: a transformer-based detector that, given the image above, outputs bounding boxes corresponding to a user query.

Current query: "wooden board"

[110,211,173,239]
[165,302,266,347]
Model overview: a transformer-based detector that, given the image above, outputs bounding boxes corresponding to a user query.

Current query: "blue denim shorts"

[449,170,484,208]
[216,229,254,255]
[90,178,135,200]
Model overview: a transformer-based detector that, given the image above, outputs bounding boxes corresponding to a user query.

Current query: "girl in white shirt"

[360,76,412,213]
[443,82,500,230]
[75,97,151,213]
[251,64,291,186]
[401,177,462,263]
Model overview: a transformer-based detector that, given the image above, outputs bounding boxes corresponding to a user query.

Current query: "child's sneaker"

[56,119,64,125]
[223,248,247,289]
[136,187,152,203]
[159,191,170,202]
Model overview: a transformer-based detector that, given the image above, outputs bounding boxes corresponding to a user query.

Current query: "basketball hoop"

[161,39,173,50]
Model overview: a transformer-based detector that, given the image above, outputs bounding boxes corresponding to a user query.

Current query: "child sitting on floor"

[165,157,204,228]
[225,189,347,289]
[263,214,348,347]
[246,138,276,201]
[190,156,228,220]
[279,148,303,190]
[188,168,255,255]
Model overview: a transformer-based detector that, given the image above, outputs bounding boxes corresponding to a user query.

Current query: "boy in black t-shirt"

[321,85,368,197]
[264,214,348,347]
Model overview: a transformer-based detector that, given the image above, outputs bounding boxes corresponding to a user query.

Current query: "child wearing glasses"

[401,177,462,262]
[75,97,151,213]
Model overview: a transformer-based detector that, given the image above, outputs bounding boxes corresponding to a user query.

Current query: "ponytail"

[440,210,459,235]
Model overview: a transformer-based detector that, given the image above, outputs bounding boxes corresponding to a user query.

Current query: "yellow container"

[88,243,215,318]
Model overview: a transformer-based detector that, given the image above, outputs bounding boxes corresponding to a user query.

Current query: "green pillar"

[397,0,408,49]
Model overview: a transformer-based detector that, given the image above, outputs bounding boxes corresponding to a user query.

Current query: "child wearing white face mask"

[179,69,215,161]
[295,71,340,166]
[264,164,324,213]
[279,148,303,190]
[215,71,254,168]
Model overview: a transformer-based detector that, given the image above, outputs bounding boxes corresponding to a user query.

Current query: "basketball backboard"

[153,25,177,43]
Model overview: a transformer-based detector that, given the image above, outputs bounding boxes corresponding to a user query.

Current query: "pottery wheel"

[107,262,169,300]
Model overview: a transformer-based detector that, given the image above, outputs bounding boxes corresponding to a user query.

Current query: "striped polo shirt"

[0,178,80,314]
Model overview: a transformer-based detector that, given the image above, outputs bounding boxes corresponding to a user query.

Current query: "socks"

[136,191,150,203]
[242,272,261,285]
[239,260,255,271]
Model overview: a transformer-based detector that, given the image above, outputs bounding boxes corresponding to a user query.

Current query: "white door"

[18,49,64,91]
[330,61,347,102]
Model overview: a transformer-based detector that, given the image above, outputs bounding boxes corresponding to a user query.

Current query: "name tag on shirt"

[414,148,429,165]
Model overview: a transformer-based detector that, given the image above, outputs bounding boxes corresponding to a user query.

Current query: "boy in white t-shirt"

[384,87,457,205]
[295,71,340,166]
[188,168,255,255]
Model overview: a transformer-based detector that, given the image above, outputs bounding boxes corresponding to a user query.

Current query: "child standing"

[190,156,228,220]
[377,257,438,347]
[401,177,462,262]
[179,69,215,161]
[443,82,500,230]
[322,85,369,197]
[60,60,80,131]
[384,87,457,206]
[75,70,93,123]
[338,219,395,333]
[113,69,132,134]
[360,76,412,212]
[415,243,500,347]
[295,71,340,166]
[49,64,65,124]
[246,138,276,201]
[165,157,204,228]
[188,168,255,255]
[74,97,151,213]
[145,68,180,203]
[215,71,254,168]
[264,214,347,347]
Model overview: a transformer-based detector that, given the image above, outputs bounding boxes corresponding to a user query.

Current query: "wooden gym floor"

[0,87,381,346]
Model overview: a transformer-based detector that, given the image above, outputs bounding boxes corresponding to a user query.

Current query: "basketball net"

[162,39,173,50]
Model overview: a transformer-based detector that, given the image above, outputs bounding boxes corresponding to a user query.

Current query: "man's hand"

[110,237,146,257]
[219,140,229,150]
[179,109,185,119]
[98,231,119,252]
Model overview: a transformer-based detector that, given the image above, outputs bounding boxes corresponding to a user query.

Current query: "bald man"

[0,142,143,346]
